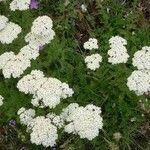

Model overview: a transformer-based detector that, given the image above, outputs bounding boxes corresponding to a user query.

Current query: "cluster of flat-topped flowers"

[17,103,103,147]
[108,36,129,64]
[85,54,102,71]
[17,70,74,108]
[83,38,103,71]
[83,38,99,50]
[0,15,22,44]
[0,45,39,78]
[127,46,150,96]
[25,16,55,47]
[60,103,103,140]
[10,0,31,11]
[0,16,55,78]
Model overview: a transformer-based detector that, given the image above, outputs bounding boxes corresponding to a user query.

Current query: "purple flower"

[9,120,16,127]
[30,0,39,9]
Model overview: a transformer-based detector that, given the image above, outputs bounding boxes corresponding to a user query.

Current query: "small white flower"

[83,38,99,50]
[85,53,102,71]
[81,4,87,12]
[130,117,136,122]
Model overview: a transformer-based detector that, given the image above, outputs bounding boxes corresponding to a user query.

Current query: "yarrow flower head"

[10,0,31,11]
[83,38,99,50]
[0,15,22,44]
[25,16,55,47]
[17,107,35,125]
[0,15,8,30]
[127,70,150,95]
[0,95,4,106]
[17,70,74,108]
[132,46,150,70]
[27,116,58,147]
[60,103,103,140]
[0,16,55,78]
[0,45,39,78]
[108,36,129,64]
[85,53,102,71]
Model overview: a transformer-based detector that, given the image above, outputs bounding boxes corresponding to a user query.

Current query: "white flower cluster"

[10,0,30,11]
[25,16,55,47]
[83,38,99,50]
[17,107,60,147]
[127,46,150,96]
[0,15,21,44]
[0,95,4,106]
[17,70,74,108]
[85,53,102,71]
[0,16,55,78]
[132,46,150,70]
[0,45,39,78]
[127,70,150,95]
[108,36,129,64]
[17,102,103,147]
[27,116,58,147]
[60,103,103,140]
[83,38,102,71]
[17,107,35,125]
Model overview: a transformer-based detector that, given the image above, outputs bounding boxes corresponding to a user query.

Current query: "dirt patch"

[140,0,150,20]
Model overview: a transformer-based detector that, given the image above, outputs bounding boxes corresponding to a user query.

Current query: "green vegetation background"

[0,0,150,149]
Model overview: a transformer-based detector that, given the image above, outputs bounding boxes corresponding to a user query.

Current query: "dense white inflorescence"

[0,95,4,106]
[127,70,150,95]
[132,46,150,70]
[17,103,104,147]
[83,38,99,50]
[25,16,55,47]
[0,15,21,44]
[0,16,55,78]
[17,70,74,108]
[85,53,102,71]
[0,45,39,78]
[17,107,35,125]
[27,116,58,147]
[60,103,103,140]
[108,36,129,64]
[10,0,30,11]
[0,15,8,30]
